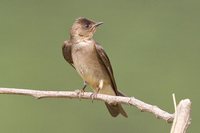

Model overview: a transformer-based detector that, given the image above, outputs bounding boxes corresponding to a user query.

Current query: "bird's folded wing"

[95,43,118,95]
[62,40,74,68]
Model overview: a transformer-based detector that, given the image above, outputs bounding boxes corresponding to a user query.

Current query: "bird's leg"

[76,81,87,99]
[81,81,87,92]
[90,80,103,102]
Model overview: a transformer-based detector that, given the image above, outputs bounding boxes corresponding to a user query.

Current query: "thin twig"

[0,87,174,122]
[171,93,177,133]
[172,93,177,111]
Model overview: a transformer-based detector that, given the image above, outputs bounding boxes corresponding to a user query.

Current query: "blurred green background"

[0,0,199,132]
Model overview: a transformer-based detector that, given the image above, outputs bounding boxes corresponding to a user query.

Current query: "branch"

[0,87,174,122]
[170,99,192,133]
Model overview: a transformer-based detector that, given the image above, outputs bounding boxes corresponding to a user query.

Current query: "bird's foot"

[75,81,88,100]
[90,85,101,102]
[75,89,85,99]
[90,92,98,103]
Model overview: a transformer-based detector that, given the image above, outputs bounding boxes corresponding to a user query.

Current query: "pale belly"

[72,42,116,95]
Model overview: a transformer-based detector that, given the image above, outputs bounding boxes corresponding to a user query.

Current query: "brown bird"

[62,17,128,117]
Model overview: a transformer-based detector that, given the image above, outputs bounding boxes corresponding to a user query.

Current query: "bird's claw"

[75,89,85,99]
[75,81,87,100]
[90,92,98,103]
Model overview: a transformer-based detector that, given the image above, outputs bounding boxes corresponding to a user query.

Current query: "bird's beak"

[94,22,103,27]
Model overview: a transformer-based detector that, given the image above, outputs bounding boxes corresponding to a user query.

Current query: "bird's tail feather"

[105,102,128,118]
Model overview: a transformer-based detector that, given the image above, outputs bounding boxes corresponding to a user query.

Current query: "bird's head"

[70,17,103,40]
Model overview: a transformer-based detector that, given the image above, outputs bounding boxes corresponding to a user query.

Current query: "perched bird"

[62,17,128,117]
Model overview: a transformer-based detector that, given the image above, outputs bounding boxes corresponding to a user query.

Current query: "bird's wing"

[95,43,118,95]
[62,40,74,68]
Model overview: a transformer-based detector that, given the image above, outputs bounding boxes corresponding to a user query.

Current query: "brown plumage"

[62,17,127,117]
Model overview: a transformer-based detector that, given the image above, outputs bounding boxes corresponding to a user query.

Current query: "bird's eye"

[84,24,90,28]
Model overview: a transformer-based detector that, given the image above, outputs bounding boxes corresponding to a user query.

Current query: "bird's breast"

[72,42,98,77]
[72,41,110,87]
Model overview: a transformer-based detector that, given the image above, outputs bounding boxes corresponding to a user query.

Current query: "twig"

[0,87,174,122]
[171,93,177,133]
[172,93,177,111]
[170,93,177,133]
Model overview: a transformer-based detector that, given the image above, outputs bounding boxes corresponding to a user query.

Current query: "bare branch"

[0,87,174,122]
[170,99,192,133]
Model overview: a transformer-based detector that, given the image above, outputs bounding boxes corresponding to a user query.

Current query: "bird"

[62,17,128,117]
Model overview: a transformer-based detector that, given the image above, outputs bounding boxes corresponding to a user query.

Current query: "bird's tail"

[105,103,128,117]
[105,90,128,117]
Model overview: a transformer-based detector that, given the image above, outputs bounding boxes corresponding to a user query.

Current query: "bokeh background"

[0,0,199,132]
